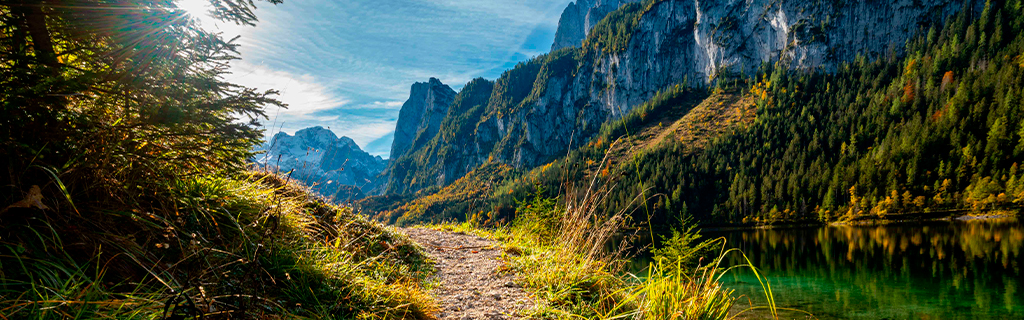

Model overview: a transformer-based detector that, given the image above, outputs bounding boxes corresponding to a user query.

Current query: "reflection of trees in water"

[714,219,1023,318]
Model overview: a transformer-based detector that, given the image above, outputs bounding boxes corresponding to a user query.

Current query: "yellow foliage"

[904,58,917,76]
[914,196,927,207]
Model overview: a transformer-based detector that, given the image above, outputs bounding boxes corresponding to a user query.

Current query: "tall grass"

[622,261,733,320]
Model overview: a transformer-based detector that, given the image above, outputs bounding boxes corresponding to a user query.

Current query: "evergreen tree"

[1,0,284,209]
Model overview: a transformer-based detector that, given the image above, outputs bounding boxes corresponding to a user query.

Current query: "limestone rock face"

[390,78,457,160]
[378,78,493,195]
[579,0,974,111]
[258,127,386,199]
[551,0,642,51]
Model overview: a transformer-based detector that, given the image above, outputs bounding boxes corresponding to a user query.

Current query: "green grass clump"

[625,261,734,320]
[0,172,436,319]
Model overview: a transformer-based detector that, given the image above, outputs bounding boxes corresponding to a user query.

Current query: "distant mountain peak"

[259,127,386,201]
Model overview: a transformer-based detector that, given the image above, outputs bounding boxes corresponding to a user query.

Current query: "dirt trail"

[401,228,534,320]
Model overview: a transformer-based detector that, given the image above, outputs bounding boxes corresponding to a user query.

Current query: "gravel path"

[401,228,534,320]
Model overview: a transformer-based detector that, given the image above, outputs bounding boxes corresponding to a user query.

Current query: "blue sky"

[181,0,569,158]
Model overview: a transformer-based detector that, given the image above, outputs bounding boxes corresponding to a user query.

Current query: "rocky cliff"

[258,127,386,199]
[551,0,642,51]
[577,0,975,110]
[389,78,458,160]
[380,78,494,195]
[383,0,981,195]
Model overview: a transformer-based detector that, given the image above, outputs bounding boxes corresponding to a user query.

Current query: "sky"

[179,0,570,158]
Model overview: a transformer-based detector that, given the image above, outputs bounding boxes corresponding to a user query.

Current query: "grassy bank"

[0,172,436,319]
[425,183,780,320]
[0,1,442,317]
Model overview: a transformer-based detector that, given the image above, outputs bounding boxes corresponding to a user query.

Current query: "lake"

[706,218,1023,319]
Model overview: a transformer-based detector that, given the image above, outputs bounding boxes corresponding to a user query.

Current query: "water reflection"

[709,218,1023,319]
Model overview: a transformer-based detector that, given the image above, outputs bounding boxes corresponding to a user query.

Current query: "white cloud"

[226,61,349,116]
[376,101,404,108]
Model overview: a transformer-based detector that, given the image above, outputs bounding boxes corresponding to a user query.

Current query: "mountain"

[258,126,386,199]
[360,0,1024,229]
[376,78,459,195]
[584,0,1024,226]
[389,78,458,160]
[380,78,493,195]
[551,0,641,51]
[375,0,983,198]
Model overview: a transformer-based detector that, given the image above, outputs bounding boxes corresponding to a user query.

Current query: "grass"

[422,172,785,320]
[0,171,437,319]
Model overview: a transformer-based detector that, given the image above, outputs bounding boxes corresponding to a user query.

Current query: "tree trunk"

[13,1,67,111]
[15,1,58,69]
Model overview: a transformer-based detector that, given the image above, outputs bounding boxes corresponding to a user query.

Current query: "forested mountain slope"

[366,0,1017,229]
[537,0,1024,229]
[375,0,984,200]
[607,0,1024,225]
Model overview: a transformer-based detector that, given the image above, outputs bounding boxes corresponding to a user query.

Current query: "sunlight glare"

[176,0,210,18]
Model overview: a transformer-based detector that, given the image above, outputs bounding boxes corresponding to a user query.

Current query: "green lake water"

[704,218,1023,319]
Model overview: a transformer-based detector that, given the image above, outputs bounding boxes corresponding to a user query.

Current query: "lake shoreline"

[700,211,1020,232]
[832,211,1020,226]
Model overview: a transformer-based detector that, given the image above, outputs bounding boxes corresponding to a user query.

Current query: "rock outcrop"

[380,78,494,195]
[258,127,386,199]
[551,0,642,51]
[389,78,458,160]
[384,0,982,196]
